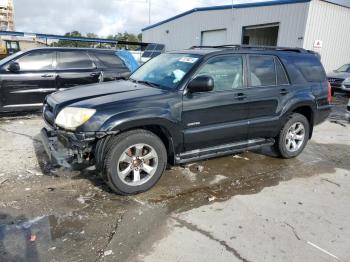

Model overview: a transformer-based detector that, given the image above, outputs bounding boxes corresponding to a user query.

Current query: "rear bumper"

[40,127,94,170]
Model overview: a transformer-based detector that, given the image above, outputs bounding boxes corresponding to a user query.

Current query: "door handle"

[41,74,53,78]
[280,88,289,95]
[235,93,247,100]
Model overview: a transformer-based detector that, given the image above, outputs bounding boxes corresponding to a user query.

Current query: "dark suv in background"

[0,48,131,113]
[41,45,331,195]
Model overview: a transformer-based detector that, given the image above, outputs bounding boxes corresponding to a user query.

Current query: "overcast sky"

[13,0,267,36]
[12,0,350,37]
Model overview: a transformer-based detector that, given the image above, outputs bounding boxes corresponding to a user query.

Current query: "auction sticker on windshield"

[179,57,199,63]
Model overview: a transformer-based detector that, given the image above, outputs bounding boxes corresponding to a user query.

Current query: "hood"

[48,80,167,112]
[327,71,350,79]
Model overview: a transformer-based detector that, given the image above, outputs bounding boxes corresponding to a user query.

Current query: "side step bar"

[175,138,275,164]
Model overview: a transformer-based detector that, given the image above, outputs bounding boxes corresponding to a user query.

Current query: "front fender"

[98,107,183,153]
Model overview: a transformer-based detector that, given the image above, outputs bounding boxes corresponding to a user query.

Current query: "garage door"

[201,29,227,46]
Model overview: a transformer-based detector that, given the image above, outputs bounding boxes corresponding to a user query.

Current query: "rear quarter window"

[282,55,326,83]
[94,52,125,68]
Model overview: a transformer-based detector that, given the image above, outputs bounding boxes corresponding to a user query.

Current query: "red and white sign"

[314,40,323,48]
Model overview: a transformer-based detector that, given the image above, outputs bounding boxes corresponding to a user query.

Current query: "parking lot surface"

[0,95,349,262]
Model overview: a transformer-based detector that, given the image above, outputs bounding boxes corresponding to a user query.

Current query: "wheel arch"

[121,124,177,165]
[282,98,316,139]
[291,105,314,139]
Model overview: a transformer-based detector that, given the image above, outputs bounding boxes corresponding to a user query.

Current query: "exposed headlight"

[343,78,350,84]
[55,107,96,131]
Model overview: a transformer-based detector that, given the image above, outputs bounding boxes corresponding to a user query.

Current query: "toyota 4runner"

[41,45,332,195]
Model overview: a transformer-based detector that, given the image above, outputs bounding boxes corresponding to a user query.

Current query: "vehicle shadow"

[0,213,39,262]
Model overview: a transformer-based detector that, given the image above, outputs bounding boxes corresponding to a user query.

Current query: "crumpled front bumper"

[40,127,94,170]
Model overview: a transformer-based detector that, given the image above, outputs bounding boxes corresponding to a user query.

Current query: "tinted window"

[292,56,326,82]
[275,58,289,85]
[57,51,94,69]
[280,56,307,84]
[196,55,243,91]
[15,51,54,71]
[94,52,124,68]
[249,55,276,87]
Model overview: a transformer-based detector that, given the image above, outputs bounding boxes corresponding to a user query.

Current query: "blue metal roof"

[0,30,149,46]
[142,0,311,32]
[0,30,119,43]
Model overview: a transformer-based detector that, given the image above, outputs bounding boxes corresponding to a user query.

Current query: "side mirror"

[188,75,214,93]
[8,62,20,72]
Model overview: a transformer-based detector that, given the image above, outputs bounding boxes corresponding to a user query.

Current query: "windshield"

[336,64,350,73]
[130,53,202,89]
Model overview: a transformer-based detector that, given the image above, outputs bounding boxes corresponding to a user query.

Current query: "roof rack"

[190,44,308,53]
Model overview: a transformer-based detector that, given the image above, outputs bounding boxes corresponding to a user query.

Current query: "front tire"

[103,130,167,195]
[275,113,310,159]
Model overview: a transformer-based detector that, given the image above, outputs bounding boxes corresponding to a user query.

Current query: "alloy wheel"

[285,122,305,152]
[117,143,158,186]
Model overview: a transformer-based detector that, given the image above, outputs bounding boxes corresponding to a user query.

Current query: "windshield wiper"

[134,80,160,88]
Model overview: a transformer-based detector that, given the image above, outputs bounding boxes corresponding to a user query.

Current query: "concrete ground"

[0,95,349,262]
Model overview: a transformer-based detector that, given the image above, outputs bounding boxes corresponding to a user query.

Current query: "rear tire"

[102,129,167,195]
[275,113,310,159]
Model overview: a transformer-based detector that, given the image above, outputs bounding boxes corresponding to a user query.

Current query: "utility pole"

[231,0,234,44]
[149,0,151,25]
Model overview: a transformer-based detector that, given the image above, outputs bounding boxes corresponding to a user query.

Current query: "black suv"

[0,48,131,113]
[41,45,332,195]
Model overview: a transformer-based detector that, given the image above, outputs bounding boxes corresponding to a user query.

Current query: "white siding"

[142,2,310,51]
[303,0,350,72]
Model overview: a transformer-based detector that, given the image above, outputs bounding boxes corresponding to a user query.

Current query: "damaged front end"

[41,127,96,170]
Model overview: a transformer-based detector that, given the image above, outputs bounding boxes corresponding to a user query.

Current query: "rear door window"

[248,55,276,87]
[57,51,95,69]
[15,51,55,71]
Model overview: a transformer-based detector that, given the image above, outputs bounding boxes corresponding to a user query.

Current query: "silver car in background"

[327,63,350,95]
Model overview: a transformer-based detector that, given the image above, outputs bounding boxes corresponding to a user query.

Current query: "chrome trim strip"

[11,88,56,94]
[3,103,43,108]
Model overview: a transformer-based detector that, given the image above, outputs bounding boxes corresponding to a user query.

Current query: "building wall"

[303,0,350,72]
[0,0,14,31]
[18,40,47,51]
[142,2,310,51]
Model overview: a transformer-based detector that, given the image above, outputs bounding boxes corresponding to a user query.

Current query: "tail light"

[327,81,332,103]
